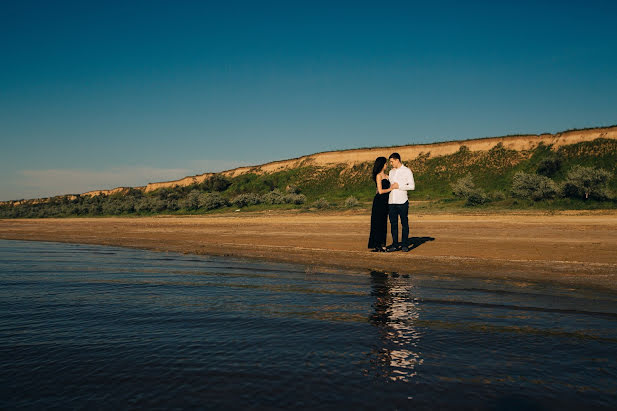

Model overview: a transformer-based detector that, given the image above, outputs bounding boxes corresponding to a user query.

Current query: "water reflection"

[369,271,423,382]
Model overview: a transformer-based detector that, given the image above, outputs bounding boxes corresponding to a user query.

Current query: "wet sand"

[1,210,617,291]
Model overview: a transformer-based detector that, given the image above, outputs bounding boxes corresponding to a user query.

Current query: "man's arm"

[398,168,415,191]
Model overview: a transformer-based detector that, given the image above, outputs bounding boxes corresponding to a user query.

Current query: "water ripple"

[1,239,616,409]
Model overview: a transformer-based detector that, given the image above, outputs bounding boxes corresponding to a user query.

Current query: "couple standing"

[368,153,415,252]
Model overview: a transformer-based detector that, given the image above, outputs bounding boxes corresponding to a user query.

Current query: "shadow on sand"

[406,236,435,251]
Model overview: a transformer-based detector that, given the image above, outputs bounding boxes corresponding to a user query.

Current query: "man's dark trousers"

[389,201,409,247]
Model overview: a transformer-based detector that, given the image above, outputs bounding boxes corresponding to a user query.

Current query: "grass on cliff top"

[222,138,617,204]
[2,137,616,219]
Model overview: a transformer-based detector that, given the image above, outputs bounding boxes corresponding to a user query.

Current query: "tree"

[511,172,558,201]
[562,166,613,200]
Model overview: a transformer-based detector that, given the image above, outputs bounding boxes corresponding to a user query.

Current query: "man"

[386,153,415,252]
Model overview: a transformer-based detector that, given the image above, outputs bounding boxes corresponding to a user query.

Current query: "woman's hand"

[391,182,399,189]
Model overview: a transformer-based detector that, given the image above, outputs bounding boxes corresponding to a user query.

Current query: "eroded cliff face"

[141,126,617,192]
[3,126,616,205]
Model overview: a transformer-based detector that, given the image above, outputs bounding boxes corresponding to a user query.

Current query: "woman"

[368,157,398,252]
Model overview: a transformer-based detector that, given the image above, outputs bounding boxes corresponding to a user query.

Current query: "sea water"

[1,239,616,409]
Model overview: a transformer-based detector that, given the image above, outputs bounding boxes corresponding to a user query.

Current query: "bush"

[344,196,359,207]
[489,191,506,201]
[282,193,306,205]
[451,174,488,206]
[119,198,136,213]
[231,193,262,208]
[465,191,488,206]
[285,184,301,194]
[198,192,228,210]
[202,174,231,192]
[536,155,563,177]
[166,199,179,211]
[134,197,167,213]
[152,198,167,212]
[180,189,201,210]
[312,198,330,209]
[261,189,285,205]
[135,197,153,213]
[561,166,613,200]
[451,174,477,199]
[511,172,559,201]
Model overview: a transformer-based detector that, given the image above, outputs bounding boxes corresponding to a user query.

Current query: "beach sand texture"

[2,211,617,291]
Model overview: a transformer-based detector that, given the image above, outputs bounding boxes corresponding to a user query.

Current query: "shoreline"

[2,211,617,292]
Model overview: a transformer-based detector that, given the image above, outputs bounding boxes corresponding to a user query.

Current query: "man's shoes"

[386,245,399,252]
[401,245,410,252]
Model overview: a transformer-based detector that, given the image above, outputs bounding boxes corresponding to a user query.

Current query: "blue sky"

[1,1,616,201]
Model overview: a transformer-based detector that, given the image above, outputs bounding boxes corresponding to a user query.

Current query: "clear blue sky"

[2,0,616,201]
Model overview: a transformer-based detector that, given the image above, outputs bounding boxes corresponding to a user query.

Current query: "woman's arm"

[377,175,396,194]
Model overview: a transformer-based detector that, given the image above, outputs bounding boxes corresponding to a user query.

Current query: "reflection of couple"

[368,153,415,252]
[369,271,423,381]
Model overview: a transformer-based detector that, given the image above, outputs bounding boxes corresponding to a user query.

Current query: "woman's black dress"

[368,179,390,249]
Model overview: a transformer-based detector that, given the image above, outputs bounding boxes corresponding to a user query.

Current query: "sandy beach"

[1,210,617,291]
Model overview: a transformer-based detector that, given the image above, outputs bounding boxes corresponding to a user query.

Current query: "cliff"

[3,125,617,205]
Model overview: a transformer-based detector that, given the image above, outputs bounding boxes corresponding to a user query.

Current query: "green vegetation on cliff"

[2,138,616,218]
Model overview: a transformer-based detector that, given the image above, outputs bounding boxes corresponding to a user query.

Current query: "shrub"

[451,174,488,206]
[119,198,136,213]
[465,191,488,206]
[231,193,262,208]
[134,197,166,213]
[312,198,330,209]
[344,196,359,207]
[263,179,275,191]
[126,188,144,198]
[536,155,563,177]
[166,199,179,211]
[261,189,285,205]
[152,198,167,212]
[181,189,201,210]
[489,191,506,201]
[451,174,477,199]
[198,192,228,210]
[285,184,301,194]
[561,166,613,200]
[282,193,306,205]
[135,197,154,213]
[511,172,558,201]
[201,174,231,192]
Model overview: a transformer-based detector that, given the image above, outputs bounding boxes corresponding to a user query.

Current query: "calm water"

[1,240,616,410]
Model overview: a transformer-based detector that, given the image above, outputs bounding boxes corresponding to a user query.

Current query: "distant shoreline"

[2,211,617,292]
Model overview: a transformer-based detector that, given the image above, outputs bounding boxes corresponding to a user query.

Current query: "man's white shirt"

[388,165,415,204]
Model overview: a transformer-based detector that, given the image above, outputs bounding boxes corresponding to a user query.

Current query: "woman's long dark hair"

[372,157,387,183]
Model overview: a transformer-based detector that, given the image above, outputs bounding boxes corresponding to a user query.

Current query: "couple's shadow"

[405,236,435,250]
